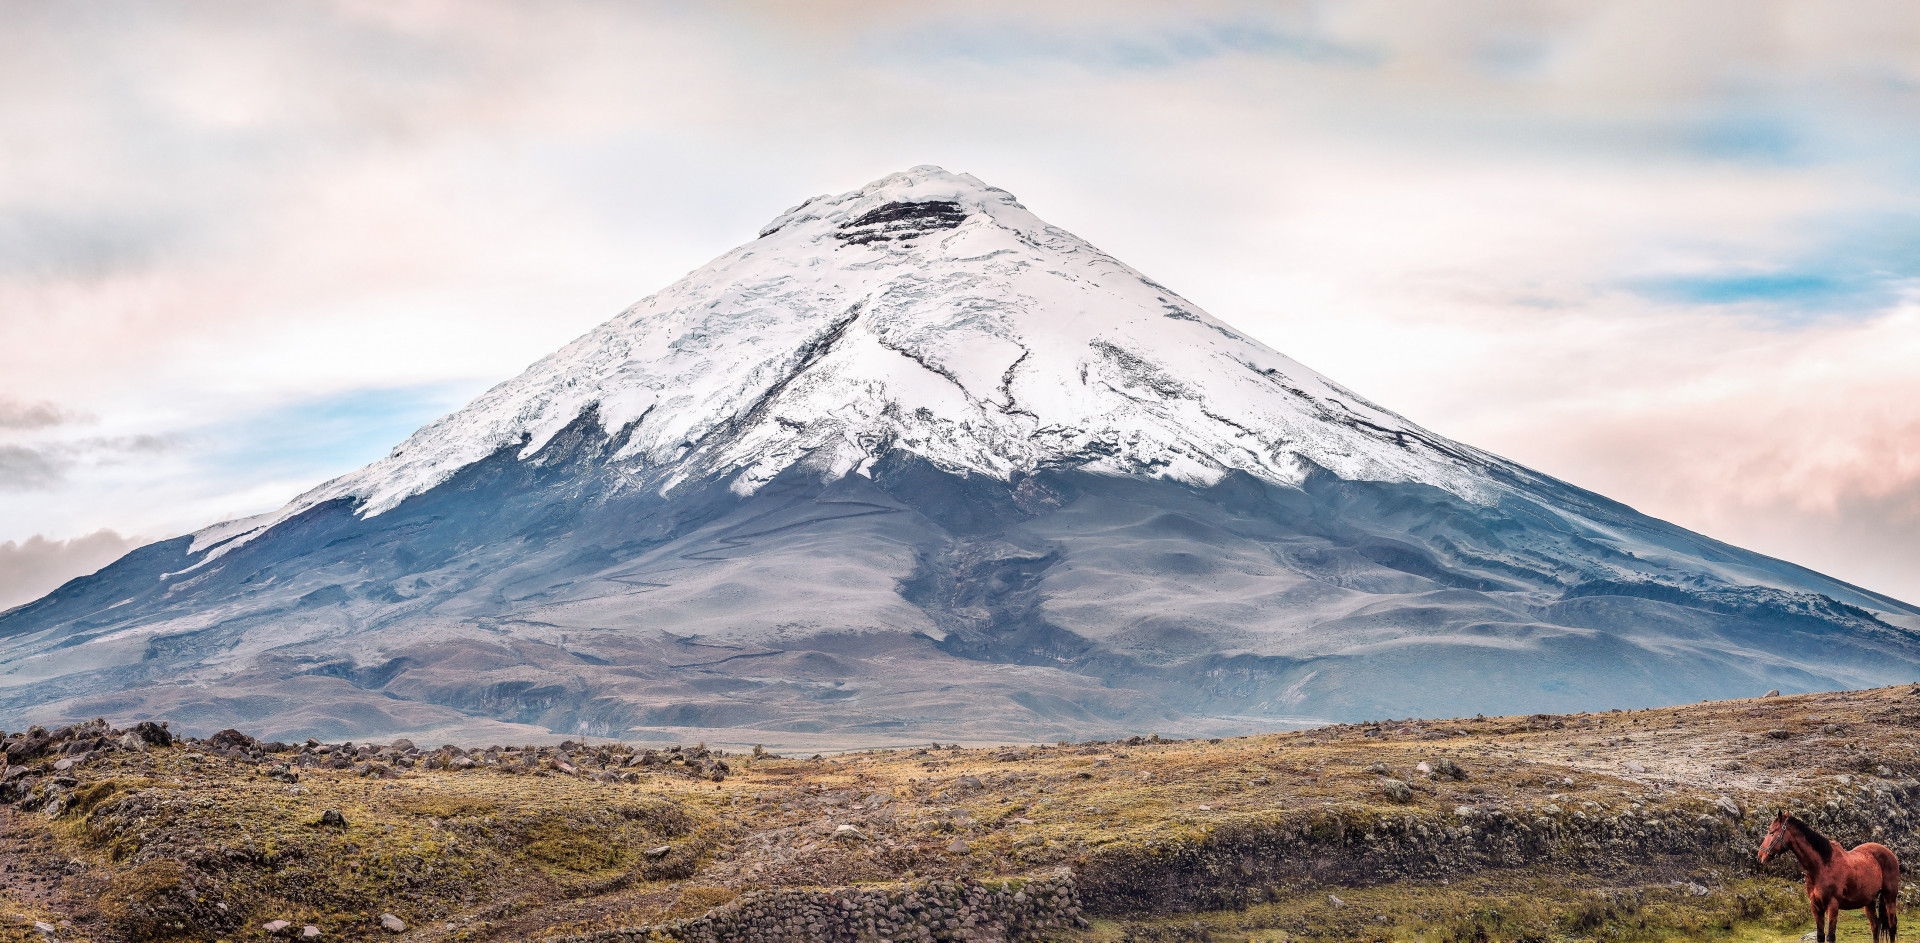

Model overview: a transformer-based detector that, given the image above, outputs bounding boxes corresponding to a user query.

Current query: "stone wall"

[555,874,1082,943]
[1077,779,1920,914]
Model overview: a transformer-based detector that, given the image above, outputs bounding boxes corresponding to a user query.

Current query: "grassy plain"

[7,684,1920,941]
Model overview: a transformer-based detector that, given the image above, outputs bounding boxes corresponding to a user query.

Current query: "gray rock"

[264,920,291,934]
[1624,761,1646,774]
[302,927,321,939]
[645,845,671,858]
[318,809,348,828]
[380,913,406,933]
[947,838,971,854]
[1714,795,1741,818]
[1379,778,1413,802]
[1764,689,1781,698]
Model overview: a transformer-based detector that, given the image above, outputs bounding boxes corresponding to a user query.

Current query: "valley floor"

[7,685,1920,942]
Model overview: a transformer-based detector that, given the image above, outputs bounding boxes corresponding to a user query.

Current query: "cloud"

[0,445,65,491]
[0,434,177,491]
[885,12,1380,71]
[0,530,145,612]
[0,398,89,429]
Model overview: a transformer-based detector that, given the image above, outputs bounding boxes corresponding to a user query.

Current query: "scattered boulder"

[127,721,173,747]
[381,913,406,933]
[1763,689,1780,698]
[1714,795,1742,818]
[302,927,322,939]
[264,919,291,934]
[317,809,348,829]
[645,845,672,859]
[1425,758,1467,781]
[1766,729,1793,740]
[947,838,971,854]
[210,728,255,750]
[1379,778,1413,803]
[6,734,50,761]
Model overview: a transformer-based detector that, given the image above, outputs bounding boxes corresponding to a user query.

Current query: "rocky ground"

[6,685,1920,942]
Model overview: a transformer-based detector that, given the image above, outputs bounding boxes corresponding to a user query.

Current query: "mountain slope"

[4,166,1916,745]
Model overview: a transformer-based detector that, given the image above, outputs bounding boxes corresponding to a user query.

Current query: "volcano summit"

[5,167,1917,746]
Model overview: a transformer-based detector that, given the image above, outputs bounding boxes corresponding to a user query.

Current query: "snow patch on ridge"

[191,166,1499,558]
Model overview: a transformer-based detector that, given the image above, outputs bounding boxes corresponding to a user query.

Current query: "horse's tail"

[1869,843,1902,942]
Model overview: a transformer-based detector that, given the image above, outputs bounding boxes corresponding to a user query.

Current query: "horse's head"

[1759,809,1790,862]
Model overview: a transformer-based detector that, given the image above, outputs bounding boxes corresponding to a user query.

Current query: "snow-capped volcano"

[5,167,1919,746]
[198,166,1487,556]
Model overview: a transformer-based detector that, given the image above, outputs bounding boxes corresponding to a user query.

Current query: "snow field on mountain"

[193,167,1495,557]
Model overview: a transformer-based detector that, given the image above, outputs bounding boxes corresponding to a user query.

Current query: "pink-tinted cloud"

[0,531,144,612]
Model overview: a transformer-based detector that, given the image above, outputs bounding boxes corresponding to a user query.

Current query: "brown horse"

[1760,809,1901,942]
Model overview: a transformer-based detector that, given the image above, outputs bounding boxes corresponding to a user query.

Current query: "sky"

[2,0,1919,609]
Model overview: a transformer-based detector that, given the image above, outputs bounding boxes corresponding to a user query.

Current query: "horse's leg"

[1888,887,1900,943]
[1830,899,1843,943]
[1873,897,1887,943]
[1815,893,1829,943]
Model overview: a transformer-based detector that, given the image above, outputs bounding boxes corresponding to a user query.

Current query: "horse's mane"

[1787,816,1835,860]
